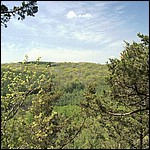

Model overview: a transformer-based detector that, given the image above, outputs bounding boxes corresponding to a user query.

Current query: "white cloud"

[78,13,92,19]
[67,10,92,19]
[67,11,77,19]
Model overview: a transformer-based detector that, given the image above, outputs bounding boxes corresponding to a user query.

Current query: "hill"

[1,61,109,106]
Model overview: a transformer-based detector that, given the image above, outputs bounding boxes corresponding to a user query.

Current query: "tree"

[106,33,149,149]
[107,33,149,115]
[1,1,38,27]
[81,33,149,149]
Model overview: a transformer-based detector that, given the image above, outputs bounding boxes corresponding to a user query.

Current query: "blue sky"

[1,1,149,64]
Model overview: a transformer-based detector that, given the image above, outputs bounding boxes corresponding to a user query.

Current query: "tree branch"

[108,108,149,116]
[59,117,86,149]
[3,87,40,122]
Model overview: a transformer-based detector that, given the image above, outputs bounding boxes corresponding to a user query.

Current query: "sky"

[1,1,149,64]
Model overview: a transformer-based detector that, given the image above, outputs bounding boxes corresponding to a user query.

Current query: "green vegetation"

[1,33,149,149]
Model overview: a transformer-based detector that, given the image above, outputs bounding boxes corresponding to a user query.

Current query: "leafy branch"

[1,1,38,27]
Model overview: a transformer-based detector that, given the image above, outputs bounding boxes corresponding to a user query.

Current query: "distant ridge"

[18,61,58,66]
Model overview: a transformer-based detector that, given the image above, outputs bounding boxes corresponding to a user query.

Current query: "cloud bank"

[26,47,108,63]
